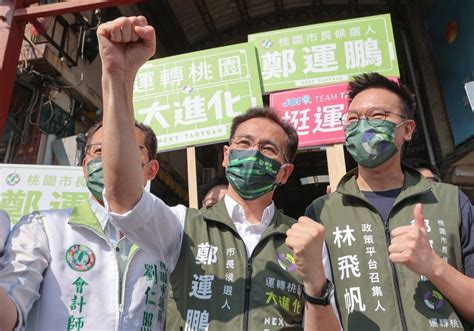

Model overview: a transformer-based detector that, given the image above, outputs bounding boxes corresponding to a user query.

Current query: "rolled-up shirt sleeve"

[105,189,187,272]
[0,212,51,330]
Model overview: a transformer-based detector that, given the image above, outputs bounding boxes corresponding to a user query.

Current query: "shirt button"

[116,247,120,252]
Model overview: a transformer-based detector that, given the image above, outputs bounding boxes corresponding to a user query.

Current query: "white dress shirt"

[88,197,132,285]
[108,189,341,328]
[108,190,276,269]
[224,194,274,256]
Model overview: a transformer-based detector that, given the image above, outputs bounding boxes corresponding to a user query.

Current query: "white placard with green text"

[0,164,88,224]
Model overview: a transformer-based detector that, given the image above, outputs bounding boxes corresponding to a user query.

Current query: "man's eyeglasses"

[229,135,289,163]
[85,143,152,160]
[340,107,407,130]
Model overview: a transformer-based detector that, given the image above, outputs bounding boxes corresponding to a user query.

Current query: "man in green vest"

[98,16,340,330]
[306,72,474,330]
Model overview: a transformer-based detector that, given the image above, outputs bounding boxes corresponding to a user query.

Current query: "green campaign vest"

[166,200,304,330]
[308,167,469,331]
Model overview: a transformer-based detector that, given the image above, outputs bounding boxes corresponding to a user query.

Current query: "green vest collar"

[394,165,433,206]
[68,202,105,236]
[200,200,294,237]
[337,166,432,206]
[68,202,139,256]
[260,209,295,238]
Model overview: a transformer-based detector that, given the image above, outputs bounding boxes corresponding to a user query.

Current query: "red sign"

[270,83,349,148]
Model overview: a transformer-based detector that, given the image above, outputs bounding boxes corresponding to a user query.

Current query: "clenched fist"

[97,16,156,77]
[286,216,327,295]
[389,203,439,277]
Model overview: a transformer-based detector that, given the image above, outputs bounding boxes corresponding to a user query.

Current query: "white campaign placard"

[0,164,88,224]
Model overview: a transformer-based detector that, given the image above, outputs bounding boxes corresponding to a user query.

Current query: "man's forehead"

[418,168,435,177]
[349,88,402,111]
[204,186,227,204]
[90,126,145,143]
[234,118,287,141]
[134,127,146,142]
[88,126,103,144]
[207,185,227,195]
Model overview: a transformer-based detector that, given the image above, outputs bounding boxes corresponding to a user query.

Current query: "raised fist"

[286,216,326,291]
[97,16,156,77]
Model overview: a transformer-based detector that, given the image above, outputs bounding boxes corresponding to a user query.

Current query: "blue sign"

[427,0,474,145]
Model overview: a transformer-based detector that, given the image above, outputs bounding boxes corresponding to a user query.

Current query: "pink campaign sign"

[270,83,349,148]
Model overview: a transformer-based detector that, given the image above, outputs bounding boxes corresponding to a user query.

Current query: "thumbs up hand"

[412,203,426,229]
[388,203,438,277]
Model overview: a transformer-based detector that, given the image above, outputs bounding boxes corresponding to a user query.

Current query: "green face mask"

[225,149,282,200]
[345,119,399,169]
[86,158,104,202]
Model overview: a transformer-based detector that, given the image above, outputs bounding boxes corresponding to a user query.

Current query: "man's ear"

[145,159,159,181]
[404,119,416,141]
[82,157,88,178]
[222,145,230,168]
[276,163,294,185]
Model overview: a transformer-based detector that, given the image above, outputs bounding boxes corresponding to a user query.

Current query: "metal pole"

[14,0,144,21]
[0,0,27,135]
[401,30,437,167]
[0,0,144,137]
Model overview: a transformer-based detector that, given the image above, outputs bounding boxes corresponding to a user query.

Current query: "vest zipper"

[72,224,125,329]
[119,248,139,329]
[384,222,408,331]
[222,226,255,331]
[118,303,124,330]
[240,231,282,330]
[341,184,432,330]
[242,257,253,331]
[212,221,283,330]
[383,189,432,331]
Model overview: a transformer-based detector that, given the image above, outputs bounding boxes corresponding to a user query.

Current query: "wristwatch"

[302,279,334,306]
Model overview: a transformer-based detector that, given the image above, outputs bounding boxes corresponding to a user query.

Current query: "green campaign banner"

[248,14,399,94]
[133,43,263,152]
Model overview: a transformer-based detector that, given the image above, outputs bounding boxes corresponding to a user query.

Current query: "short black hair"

[199,176,229,208]
[404,158,439,177]
[135,121,158,160]
[348,73,416,118]
[86,120,103,145]
[229,107,299,162]
[86,120,158,160]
